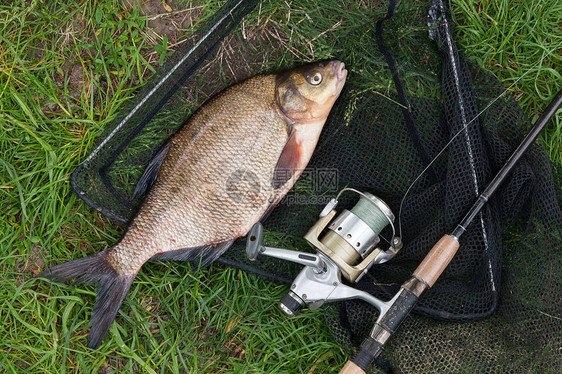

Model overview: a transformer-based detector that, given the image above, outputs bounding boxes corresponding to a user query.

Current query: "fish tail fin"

[37,248,134,349]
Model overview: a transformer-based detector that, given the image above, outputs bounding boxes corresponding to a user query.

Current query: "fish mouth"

[330,60,348,94]
[335,61,348,82]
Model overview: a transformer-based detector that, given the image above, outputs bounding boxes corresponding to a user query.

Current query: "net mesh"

[71,0,561,372]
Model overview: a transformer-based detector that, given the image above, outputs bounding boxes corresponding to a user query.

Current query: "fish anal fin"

[150,239,235,268]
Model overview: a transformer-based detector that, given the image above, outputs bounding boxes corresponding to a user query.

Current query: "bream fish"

[39,60,348,348]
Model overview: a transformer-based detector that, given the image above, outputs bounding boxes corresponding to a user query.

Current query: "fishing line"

[396,46,559,239]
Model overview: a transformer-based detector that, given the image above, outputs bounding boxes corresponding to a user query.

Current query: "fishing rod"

[339,88,562,373]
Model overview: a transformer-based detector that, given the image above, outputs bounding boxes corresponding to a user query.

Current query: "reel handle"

[246,222,264,261]
[246,223,325,271]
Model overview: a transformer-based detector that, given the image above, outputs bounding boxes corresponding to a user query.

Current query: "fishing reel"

[246,188,403,316]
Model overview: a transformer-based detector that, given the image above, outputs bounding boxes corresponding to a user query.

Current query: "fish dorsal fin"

[273,129,301,189]
[132,141,171,200]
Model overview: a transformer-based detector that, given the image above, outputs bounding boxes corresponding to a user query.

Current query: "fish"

[38,60,348,348]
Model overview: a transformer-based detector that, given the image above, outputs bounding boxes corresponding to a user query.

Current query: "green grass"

[0,0,560,373]
[451,0,562,161]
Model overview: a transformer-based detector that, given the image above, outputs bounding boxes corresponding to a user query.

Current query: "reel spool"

[305,188,401,283]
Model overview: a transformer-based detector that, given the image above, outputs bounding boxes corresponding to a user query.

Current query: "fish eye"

[307,72,323,86]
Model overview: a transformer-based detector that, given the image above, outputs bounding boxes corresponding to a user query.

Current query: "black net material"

[72,0,561,372]
[71,0,261,224]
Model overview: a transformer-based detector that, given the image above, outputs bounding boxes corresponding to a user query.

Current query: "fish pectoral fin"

[273,130,301,189]
[150,239,235,268]
[132,140,171,200]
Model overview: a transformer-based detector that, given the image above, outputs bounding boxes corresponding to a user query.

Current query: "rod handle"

[339,361,366,374]
[412,234,459,287]
[338,235,459,373]
[341,285,421,372]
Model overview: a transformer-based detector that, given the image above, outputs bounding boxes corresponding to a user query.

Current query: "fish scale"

[39,60,347,348]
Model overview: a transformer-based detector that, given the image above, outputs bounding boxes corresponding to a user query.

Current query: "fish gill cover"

[72,0,561,372]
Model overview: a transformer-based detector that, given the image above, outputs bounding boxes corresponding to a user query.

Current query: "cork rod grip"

[412,234,460,287]
[339,361,365,374]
